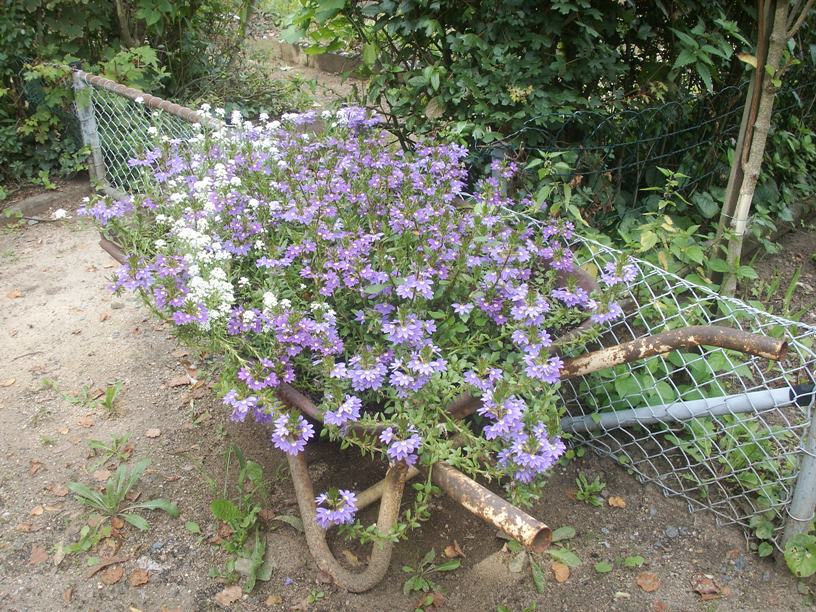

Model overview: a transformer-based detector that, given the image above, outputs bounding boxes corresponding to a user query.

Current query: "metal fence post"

[784,404,816,545]
[72,71,105,184]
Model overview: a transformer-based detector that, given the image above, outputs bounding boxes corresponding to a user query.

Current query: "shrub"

[81,109,635,536]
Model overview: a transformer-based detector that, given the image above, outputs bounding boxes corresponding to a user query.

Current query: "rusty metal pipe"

[559,324,787,379]
[288,452,408,593]
[425,462,551,553]
[356,465,420,511]
[100,236,127,265]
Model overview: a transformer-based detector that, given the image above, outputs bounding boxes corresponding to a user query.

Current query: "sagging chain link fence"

[73,69,816,549]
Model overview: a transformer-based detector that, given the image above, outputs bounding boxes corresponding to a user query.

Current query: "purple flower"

[589,301,624,324]
[379,427,422,465]
[600,260,638,287]
[315,488,358,529]
[523,354,563,384]
[551,286,590,308]
[396,274,434,300]
[323,395,362,426]
[271,413,314,455]
[223,390,258,423]
[452,303,474,317]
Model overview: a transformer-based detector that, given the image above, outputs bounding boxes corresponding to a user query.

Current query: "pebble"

[649,507,657,518]
[151,541,164,552]
[665,526,680,538]
[111,302,124,309]
[601,527,609,535]
[734,554,747,571]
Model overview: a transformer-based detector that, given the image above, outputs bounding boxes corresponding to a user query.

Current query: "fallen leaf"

[28,544,49,564]
[85,555,130,578]
[124,489,141,502]
[191,386,208,400]
[0,378,15,387]
[214,585,242,607]
[7,289,23,299]
[30,505,44,516]
[16,522,37,532]
[145,428,161,438]
[111,516,125,530]
[129,569,149,587]
[63,586,74,605]
[636,572,661,593]
[90,388,105,400]
[443,539,465,558]
[265,594,283,607]
[53,541,66,566]
[653,600,669,612]
[93,469,111,482]
[58,425,70,435]
[29,460,45,475]
[77,415,95,428]
[160,608,181,612]
[691,574,721,600]
[341,549,361,567]
[86,265,98,272]
[416,591,446,609]
[167,375,191,388]
[45,503,63,512]
[100,565,124,585]
[49,483,70,497]
[608,496,627,509]
[551,562,570,583]
[99,312,110,322]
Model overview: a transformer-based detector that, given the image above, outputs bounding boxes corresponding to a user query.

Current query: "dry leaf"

[417,592,446,609]
[691,574,721,600]
[341,549,361,567]
[172,348,189,358]
[16,522,36,532]
[99,312,110,322]
[551,562,570,583]
[443,539,465,558]
[45,503,63,512]
[100,565,124,585]
[636,572,661,593]
[653,600,670,612]
[29,460,45,475]
[129,569,150,587]
[145,428,161,438]
[111,516,125,530]
[0,378,15,387]
[77,415,95,428]
[58,425,69,435]
[93,469,111,482]
[214,585,242,607]
[30,505,44,516]
[91,388,105,400]
[265,594,283,607]
[63,586,74,605]
[28,544,49,564]
[7,289,23,299]
[608,496,627,509]
[49,483,70,497]
[167,375,191,388]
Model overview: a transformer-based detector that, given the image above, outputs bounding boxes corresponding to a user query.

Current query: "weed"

[39,435,56,446]
[306,589,325,605]
[575,472,605,507]
[402,549,461,595]
[87,434,132,469]
[68,458,178,530]
[98,381,124,416]
[209,444,273,592]
[64,384,98,408]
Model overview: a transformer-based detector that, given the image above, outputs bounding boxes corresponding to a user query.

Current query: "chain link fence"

[73,70,816,549]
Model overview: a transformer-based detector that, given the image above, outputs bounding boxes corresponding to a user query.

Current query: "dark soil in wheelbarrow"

[0,186,810,611]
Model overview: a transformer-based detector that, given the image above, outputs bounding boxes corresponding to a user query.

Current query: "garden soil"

[0,188,813,611]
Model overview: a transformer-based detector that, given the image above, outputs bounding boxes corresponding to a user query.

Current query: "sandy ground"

[0,186,812,611]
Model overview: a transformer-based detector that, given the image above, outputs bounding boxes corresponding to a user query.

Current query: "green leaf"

[362,43,377,67]
[696,62,713,92]
[185,521,201,534]
[531,559,546,593]
[132,498,179,517]
[273,514,304,533]
[551,526,576,542]
[506,540,524,553]
[758,542,774,558]
[785,534,816,578]
[547,547,581,568]
[623,555,645,568]
[594,561,613,573]
[210,499,240,523]
[435,559,461,572]
[121,513,150,531]
[639,229,658,251]
[364,283,388,294]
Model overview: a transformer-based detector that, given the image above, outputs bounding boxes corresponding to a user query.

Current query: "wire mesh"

[75,72,816,548]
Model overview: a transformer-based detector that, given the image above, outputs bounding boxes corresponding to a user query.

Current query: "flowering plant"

[81,107,634,539]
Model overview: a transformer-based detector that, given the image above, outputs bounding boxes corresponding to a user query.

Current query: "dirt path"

[0,188,810,611]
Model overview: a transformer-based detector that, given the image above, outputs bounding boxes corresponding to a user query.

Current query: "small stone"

[600,527,609,535]
[734,555,747,572]
[649,507,657,518]
[111,302,125,310]
[151,541,164,552]
[665,526,679,539]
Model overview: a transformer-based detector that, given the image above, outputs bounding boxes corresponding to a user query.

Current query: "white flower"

[229,176,242,186]
[238,277,249,286]
[50,208,67,220]
[147,126,158,136]
[135,96,144,104]
[259,112,269,122]
[201,103,211,112]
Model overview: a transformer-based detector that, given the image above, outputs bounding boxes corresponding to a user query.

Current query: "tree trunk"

[720,0,789,295]
[114,0,138,48]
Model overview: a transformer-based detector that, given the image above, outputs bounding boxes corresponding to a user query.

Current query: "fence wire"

[74,71,816,549]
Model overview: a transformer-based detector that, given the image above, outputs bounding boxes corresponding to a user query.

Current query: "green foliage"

[88,434,132,469]
[209,444,274,592]
[68,458,179,529]
[575,473,605,507]
[402,548,461,595]
[786,534,816,578]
